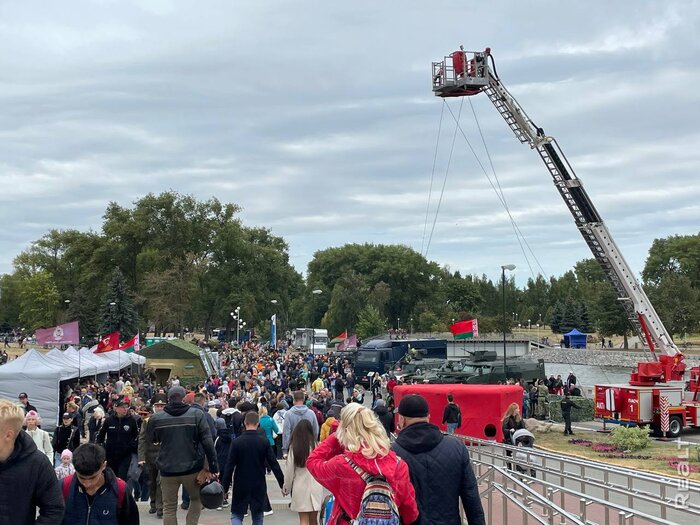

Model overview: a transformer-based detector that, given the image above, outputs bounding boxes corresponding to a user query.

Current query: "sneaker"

[149,507,157,514]
[264,510,274,516]
[181,502,189,510]
[156,509,163,518]
[222,499,229,506]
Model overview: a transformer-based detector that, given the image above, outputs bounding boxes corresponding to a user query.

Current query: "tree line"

[0,192,698,346]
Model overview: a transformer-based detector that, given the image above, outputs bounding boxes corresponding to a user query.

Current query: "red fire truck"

[431,47,700,437]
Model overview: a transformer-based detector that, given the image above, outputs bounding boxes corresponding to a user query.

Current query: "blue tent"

[564,329,587,349]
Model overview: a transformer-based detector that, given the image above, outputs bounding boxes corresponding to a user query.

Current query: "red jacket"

[386,378,397,393]
[307,433,419,525]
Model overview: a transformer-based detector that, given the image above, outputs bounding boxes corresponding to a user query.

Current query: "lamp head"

[501,264,516,271]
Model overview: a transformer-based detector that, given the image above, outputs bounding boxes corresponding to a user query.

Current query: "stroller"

[512,429,541,478]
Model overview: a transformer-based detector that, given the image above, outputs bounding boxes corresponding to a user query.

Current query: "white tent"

[0,349,78,431]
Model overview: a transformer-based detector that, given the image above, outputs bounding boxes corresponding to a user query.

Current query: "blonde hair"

[259,406,268,417]
[336,403,390,459]
[93,406,105,419]
[502,402,521,423]
[0,399,26,436]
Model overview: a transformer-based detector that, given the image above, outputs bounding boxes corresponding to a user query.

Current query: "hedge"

[546,395,595,422]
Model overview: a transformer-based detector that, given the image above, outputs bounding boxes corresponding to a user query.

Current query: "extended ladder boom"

[432,48,679,358]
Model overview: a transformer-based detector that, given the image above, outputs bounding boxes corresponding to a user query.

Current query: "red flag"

[330,331,347,344]
[95,332,120,353]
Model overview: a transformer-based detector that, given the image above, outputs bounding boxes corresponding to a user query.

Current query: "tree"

[322,271,369,335]
[648,272,700,338]
[100,268,139,339]
[19,271,60,330]
[356,305,386,339]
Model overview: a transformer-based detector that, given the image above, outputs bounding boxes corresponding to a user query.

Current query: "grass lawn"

[535,431,700,481]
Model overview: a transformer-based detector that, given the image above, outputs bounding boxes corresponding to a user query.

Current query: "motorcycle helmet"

[200,479,225,509]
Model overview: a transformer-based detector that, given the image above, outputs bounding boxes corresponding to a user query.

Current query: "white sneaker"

[264,510,274,516]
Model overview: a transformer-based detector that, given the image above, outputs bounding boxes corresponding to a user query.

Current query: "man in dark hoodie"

[391,394,485,525]
[147,386,219,525]
[373,399,395,437]
[96,399,139,482]
[0,398,64,525]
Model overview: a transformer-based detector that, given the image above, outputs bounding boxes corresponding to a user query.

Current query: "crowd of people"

[0,339,489,525]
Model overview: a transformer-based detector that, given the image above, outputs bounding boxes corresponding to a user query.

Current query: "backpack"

[343,456,400,525]
[62,474,126,510]
[273,409,285,437]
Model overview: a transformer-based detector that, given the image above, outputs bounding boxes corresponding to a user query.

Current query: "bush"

[610,425,651,452]
[547,395,594,422]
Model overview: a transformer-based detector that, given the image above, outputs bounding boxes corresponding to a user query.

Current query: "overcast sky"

[1,1,699,284]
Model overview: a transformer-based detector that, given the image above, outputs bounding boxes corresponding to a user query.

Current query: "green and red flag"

[330,330,347,344]
[119,334,140,353]
[450,319,479,340]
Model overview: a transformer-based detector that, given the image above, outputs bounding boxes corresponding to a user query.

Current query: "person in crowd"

[536,380,549,419]
[138,400,164,517]
[283,419,324,525]
[53,412,81,466]
[24,410,53,461]
[258,406,279,450]
[96,398,139,482]
[566,371,577,393]
[502,402,525,470]
[283,391,319,457]
[0,398,64,524]
[560,393,581,436]
[442,393,462,435]
[60,443,140,525]
[55,449,75,480]
[88,406,106,443]
[17,392,37,414]
[306,403,419,525]
[373,399,394,437]
[146,385,219,525]
[223,411,284,525]
[392,394,485,525]
[370,375,382,406]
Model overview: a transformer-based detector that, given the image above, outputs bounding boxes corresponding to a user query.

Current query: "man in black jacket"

[17,393,37,415]
[392,394,485,525]
[223,411,284,525]
[96,399,139,482]
[0,398,64,525]
[560,394,580,435]
[147,386,219,525]
[441,394,462,435]
[52,413,81,465]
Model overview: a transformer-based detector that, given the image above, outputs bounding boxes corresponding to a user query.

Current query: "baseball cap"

[153,399,166,406]
[18,393,27,399]
[397,394,429,418]
[115,398,130,407]
[62,412,71,419]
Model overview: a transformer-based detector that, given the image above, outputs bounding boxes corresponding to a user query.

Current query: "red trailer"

[393,384,522,443]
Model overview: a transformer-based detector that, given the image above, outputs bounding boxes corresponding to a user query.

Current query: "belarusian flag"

[450,319,478,340]
[330,330,347,344]
[119,334,140,353]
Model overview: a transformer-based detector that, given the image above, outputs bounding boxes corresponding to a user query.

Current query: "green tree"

[0,274,22,331]
[19,271,60,330]
[322,271,369,335]
[648,272,700,337]
[356,305,385,339]
[100,268,139,338]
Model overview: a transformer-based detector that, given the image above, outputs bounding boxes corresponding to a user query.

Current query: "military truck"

[421,351,546,385]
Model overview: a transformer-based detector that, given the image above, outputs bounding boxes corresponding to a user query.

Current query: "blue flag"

[270,314,277,349]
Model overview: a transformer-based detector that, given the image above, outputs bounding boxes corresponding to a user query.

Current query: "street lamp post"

[410,317,413,337]
[397,318,400,331]
[501,264,516,379]
[311,289,322,327]
[234,306,240,343]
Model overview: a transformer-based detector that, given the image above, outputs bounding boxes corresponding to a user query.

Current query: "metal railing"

[456,434,699,524]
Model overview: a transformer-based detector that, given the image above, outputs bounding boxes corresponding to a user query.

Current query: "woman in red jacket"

[307,403,419,525]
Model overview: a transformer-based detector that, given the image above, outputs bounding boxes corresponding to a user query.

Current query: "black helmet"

[200,480,224,509]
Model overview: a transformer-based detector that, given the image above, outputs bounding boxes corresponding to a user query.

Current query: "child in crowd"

[55,449,75,480]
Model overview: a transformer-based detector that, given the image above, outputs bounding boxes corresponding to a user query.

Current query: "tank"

[421,353,546,385]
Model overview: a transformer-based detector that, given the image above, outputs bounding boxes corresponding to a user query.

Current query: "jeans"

[446,422,459,434]
[231,512,263,525]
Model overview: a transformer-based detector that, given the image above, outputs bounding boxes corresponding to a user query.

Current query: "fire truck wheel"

[668,416,683,438]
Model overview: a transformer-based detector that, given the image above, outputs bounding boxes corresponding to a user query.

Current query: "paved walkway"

[137,468,299,524]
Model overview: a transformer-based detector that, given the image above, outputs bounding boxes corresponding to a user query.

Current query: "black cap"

[62,412,71,419]
[18,393,28,399]
[397,394,429,418]
[115,399,130,407]
[168,386,186,401]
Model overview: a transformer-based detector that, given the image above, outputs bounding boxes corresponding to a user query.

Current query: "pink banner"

[338,335,357,352]
[35,321,80,346]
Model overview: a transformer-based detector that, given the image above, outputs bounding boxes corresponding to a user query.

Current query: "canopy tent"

[0,349,77,431]
[564,329,587,349]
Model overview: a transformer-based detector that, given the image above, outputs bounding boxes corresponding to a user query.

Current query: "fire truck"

[431,47,700,437]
